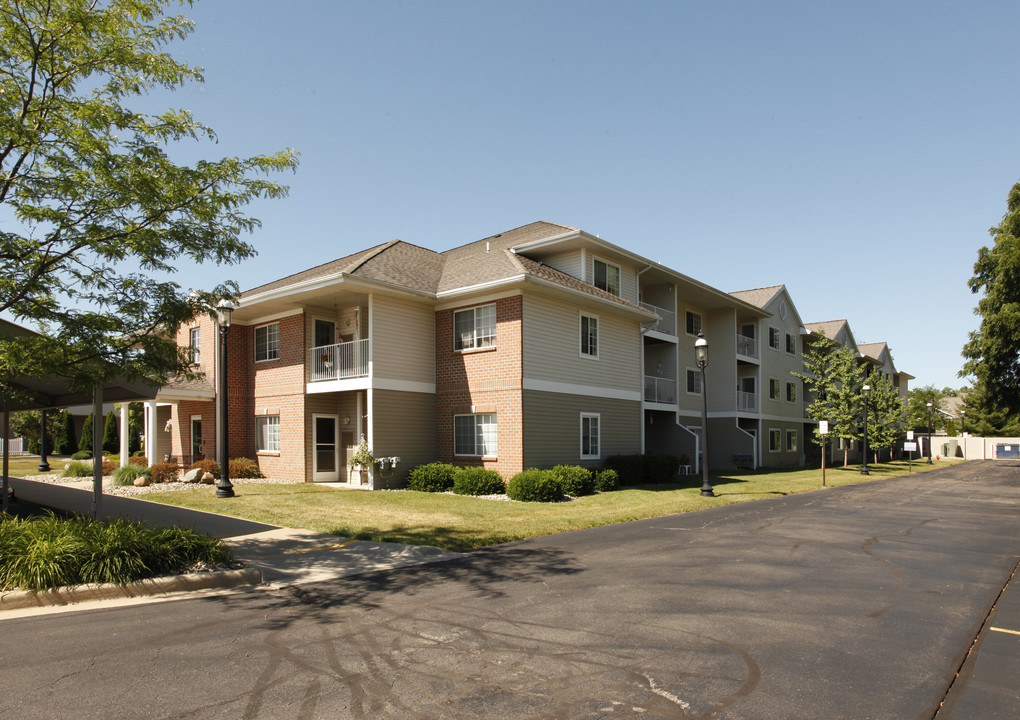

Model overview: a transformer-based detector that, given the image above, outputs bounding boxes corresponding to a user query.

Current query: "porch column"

[145,400,159,467]
[119,403,129,468]
[91,386,104,520]
[2,408,10,514]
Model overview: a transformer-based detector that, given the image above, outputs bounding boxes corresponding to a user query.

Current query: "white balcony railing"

[738,390,758,412]
[640,301,676,336]
[644,375,677,404]
[308,339,369,382]
[736,334,758,359]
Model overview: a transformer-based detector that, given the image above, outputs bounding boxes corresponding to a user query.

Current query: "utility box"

[996,443,1019,459]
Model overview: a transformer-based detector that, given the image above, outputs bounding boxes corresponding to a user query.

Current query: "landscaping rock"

[200,472,215,485]
[133,476,150,487]
[182,468,203,483]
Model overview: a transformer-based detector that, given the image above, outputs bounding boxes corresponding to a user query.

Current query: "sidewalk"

[2,477,462,610]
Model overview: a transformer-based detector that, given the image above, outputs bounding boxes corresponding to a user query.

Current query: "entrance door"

[313,414,339,481]
[314,319,336,348]
[191,416,203,462]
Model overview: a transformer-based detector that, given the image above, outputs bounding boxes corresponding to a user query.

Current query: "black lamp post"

[695,332,714,497]
[216,299,235,498]
[860,384,870,475]
[37,409,50,472]
[926,401,933,465]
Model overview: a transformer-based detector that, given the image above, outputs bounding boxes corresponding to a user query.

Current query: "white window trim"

[453,413,497,457]
[580,412,601,460]
[768,428,781,453]
[768,325,781,351]
[686,367,702,395]
[254,321,280,362]
[579,312,599,359]
[591,257,622,297]
[453,303,497,351]
[786,429,798,452]
[256,415,281,453]
[685,310,703,337]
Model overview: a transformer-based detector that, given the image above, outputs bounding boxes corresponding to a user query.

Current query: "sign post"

[819,421,829,487]
[905,431,916,473]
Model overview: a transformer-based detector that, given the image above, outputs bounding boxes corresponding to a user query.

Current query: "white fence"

[935,436,1020,460]
[0,437,26,455]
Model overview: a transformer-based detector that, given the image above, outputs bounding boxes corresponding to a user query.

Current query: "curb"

[0,568,264,612]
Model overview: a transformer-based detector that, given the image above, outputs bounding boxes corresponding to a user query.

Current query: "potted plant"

[320,351,333,369]
[348,436,374,483]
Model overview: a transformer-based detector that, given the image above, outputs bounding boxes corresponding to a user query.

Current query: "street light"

[926,401,933,465]
[695,332,714,497]
[860,384,870,475]
[216,299,235,498]
[37,409,50,472]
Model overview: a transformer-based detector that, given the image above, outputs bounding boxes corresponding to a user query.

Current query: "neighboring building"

[858,342,913,403]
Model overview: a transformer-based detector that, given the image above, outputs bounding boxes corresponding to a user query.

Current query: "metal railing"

[644,375,677,403]
[308,339,369,382]
[736,334,758,359]
[640,301,676,335]
[737,390,758,412]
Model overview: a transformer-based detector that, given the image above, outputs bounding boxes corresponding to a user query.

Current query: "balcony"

[738,390,758,412]
[736,334,758,359]
[644,375,677,404]
[308,339,369,382]
[640,301,676,336]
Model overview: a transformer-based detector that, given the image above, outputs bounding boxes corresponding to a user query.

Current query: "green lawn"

[140,459,961,551]
[3,456,70,478]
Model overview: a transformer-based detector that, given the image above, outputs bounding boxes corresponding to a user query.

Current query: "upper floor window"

[580,313,599,358]
[593,258,621,296]
[189,327,200,364]
[685,311,703,336]
[254,322,280,362]
[686,368,702,394]
[768,326,780,350]
[769,378,781,400]
[454,413,497,456]
[786,381,797,403]
[786,333,797,355]
[581,413,600,459]
[454,304,496,350]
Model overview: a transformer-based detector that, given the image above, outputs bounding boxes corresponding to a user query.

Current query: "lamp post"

[926,401,933,464]
[860,384,870,475]
[37,409,50,472]
[216,299,235,498]
[695,332,714,497]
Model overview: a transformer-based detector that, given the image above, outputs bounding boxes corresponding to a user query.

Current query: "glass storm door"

[313,414,339,481]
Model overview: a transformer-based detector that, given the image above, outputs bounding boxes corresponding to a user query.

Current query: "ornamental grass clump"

[550,465,595,496]
[61,460,92,478]
[407,462,457,492]
[452,467,505,496]
[111,464,151,487]
[506,469,563,502]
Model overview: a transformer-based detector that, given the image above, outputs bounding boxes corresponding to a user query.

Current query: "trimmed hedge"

[70,450,92,461]
[452,467,505,496]
[188,459,221,480]
[604,454,643,486]
[229,457,263,479]
[128,456,149,468]
[149,462,181,484]
[643,454,680,484]
[604,453,680,485]
[506,469,563,502]
[550,465,595,496]
[407,462,457,492]
[594,468,619,492]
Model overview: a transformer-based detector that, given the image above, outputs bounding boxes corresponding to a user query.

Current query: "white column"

[119,403,129,468]
[146,400,159,466]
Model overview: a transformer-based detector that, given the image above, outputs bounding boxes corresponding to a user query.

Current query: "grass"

[2,456,70,478]
[140,459,962,552]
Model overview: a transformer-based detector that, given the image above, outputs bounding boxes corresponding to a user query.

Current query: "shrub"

[111,464,150,487]
[604,454,644,486]
[102,411,119,454]
[407,462,457,492]
[550,465,595,496]
[149,462,181,484]
[188,459,221,480]
[506,469,563,502]
[62,461,92,478]
[100,459,115,476]
[131,449,146,457]
[643,454,680,484]
[229,457,263,479]
[452,467,505,496]
[128,456,148,468]
[594,468,619,492]
[70,450,92,461]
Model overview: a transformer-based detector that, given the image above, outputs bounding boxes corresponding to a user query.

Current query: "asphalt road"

[1,461,1017,719]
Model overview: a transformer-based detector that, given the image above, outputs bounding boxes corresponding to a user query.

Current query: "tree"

[907,386,947,432]
[961,181,1020,417]
[102,410,119,454]
[794,333,866,466]
[0,0,298,402]
[78,412,93,454]
[9,410,51,454]
[864,369,905,463]
[54,410,77,455]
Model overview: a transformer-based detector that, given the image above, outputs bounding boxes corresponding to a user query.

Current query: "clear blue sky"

[150,0,1018,390]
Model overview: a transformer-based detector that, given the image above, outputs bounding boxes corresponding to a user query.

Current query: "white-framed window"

[786,381,797,403]
[686,368,702,395]
[786,429,797,452]
[256,415,280,452]
[768,326,780,350]
[454,304,496,350]
[786,333,797,355]
[685,311,703,336]
[580,313,599,358]
[769,378,781,400]
[454,413,497,457]
[581,413,600,459]
[254,322,280,362]
[769,428,781,452]
[592,258,621,296]
[189,327,200,364]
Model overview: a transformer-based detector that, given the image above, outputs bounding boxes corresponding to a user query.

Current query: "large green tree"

[0,0,297,401]
[961,180,1020,416]
[863,369,905,463]
[794,333,866,466]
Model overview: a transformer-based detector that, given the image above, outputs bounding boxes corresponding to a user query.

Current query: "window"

[454,413,497,456]
[580,313,599,358]
[256,416,280,452]
[254,322,280,362]
[786,430,797,452]
[581,413,600,459]
[685,311,703,336]
[786,333,797,355]
[593,259,621,296]
[769,378,781,400]
[768,326,780,350]
[769,429,781,452]
[454,304,496,350]
[686,368,702,394]
[786,382,797,403]
[189,327,200,364]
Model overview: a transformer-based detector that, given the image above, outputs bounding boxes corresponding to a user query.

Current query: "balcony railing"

[308,339,369,382]
[737,390,758,412]
[644,375,677,403]
[640,301,676,336]
[736,334,758,359]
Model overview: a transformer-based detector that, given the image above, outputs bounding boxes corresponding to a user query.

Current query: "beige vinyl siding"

[371,389,436,488]
[704,310,737,414]
[758,293,805,425]
[521,294,641,393]
[522,390,640,469]
[303,392,361,482]
[541,249,583,280]
[759,420,804,468]
[370,294,436,385]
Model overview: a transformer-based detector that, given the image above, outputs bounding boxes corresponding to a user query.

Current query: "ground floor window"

[454,413,497,456]
[769,428,781,452]
[581,413,600,459]
[786,429,797,452]
[256,415,280,452]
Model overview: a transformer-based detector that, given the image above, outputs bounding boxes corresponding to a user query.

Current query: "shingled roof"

[729,284,784,309]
